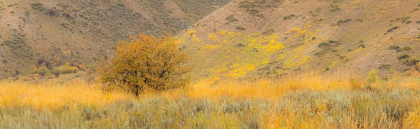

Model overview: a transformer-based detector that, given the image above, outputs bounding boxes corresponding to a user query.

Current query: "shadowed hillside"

[179,0,420,80]
[0,0,230,78]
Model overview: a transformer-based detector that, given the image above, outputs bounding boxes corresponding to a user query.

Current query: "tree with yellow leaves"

[98,34,190,96]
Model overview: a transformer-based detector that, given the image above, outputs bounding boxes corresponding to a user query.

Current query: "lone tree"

[98,34,191,96]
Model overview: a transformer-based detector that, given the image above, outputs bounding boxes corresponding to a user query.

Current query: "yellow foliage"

[0,80,133,110]
[55,62,79,74]
[406,107,420,127]
[208,33,219,41]
[98,34,191,96]
[223,64,255,78]
[188,30,287,78]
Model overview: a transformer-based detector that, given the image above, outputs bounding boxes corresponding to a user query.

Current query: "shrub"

[336,19,352,25]
[398,54,410,60]
[56,62,79,74]
[367,69,378,83]
[388,45,400,50]
[33,65,50,76]
[98,34,191,96]
[404,58,420,66]
[53,71,60,78]
[283,14,296,20]
[379,64,392,70]
[318,42,331,48]
[401,46,412,51]
[31,3,45,11]
[386,26,399,34]
[262,28,275,35]
[46,8,60,16]
[225,14,238,23]
[236,26,246,30]
[329,4,341,12]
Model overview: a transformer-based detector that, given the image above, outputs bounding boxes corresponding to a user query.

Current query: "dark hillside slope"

[0,0,230,78]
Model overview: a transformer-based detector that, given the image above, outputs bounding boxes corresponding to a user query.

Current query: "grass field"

[0,73,419,128]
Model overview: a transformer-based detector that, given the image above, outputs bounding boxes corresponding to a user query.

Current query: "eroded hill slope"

[179,0,420,80]
[0,0,230,78]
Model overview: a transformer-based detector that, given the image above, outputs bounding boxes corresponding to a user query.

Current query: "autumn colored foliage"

[98,34,190,96]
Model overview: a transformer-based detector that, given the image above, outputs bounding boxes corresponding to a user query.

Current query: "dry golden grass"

[0,78,134,110]
[0,73,419,128]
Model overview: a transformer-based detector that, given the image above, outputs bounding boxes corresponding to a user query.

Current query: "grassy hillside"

[179,0,420,80]
[0,0,230,79]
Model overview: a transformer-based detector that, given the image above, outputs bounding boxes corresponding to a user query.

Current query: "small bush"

[249,9,259,15]
[388,46,411,52]
[316,7,322,12]
[53,71,60,78]
[262,28,275,35]
[388,45,400,50]
[46,8,60,16]
[401,46,412,51]
[404,58,420,66]
[33,65,50,76]
[55,62,78,74]
[98,34,191,96]
[367,69,378,83]
[386,26,399,34]
[398,54,410,60]
[318,42,331,48]
[236,26,246,30]
[283,14,296,20]
[31,3,45,11]
[336,19,352,25]
[379,64,392,70]
[225,14,238,23]
[329,4,341,12]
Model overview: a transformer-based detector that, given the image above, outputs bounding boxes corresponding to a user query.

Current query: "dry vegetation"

[0,72,419,128]
[1,0,420,128]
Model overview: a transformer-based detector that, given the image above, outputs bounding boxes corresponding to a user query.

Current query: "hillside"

[0,0,230,79]
[179,0,420,80]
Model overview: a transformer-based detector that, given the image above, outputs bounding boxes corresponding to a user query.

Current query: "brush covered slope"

[0,0,230,78]
[179,0,420,80]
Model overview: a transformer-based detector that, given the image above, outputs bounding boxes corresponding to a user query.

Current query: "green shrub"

[336,19,352,25]
[367,70,379,83]
[386,26,399,34]
[236,26,246,30]
[33,65,50,76]
[401,46,412,51]
[318,42,331,48]
[31,3,45,11]
[225,14,238,23]
[398,54,410,60]
[404,58,419,66]
[283,14,296,20]
[329,4,341,12]
[249,9,259,15]
[55,62,79,74]
[388,45,400,50]
[316,7,322,12]
[367,69,378,83]
[379,64,392,70]
[262,28,275,35]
